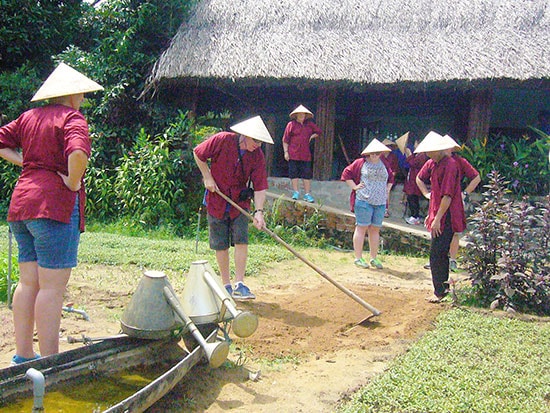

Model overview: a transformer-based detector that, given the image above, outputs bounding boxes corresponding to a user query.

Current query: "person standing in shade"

[403,141,429,225]
[415,131,465,303]
[0,63,103,364]
[341,139,394,269]
[194,116,273,300]
[282,105,322,203]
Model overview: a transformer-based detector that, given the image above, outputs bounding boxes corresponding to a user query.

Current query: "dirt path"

[0,250,447,412]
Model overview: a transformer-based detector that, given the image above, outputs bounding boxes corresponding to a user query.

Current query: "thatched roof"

[151,0,550,90]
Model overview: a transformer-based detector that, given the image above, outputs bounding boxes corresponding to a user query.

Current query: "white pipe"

[25,368,45,412]
[62,306,90,321]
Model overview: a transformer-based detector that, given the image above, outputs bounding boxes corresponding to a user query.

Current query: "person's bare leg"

[291,178,300,193]
[449,233,459,260]
[35,267,71,356]
[353,225,368,260]
[368,226,380,260]
[12,261,39,359]
[303,179,311,194]
[234,244,248,284]
[215,249,231,285]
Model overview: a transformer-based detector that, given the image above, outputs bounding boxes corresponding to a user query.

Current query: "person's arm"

[252,189,266,230]
[283,142,290,161]
[431,195,451,237]
[193,150,218,192]
[345,179,364,191]
[0,147,23,167]
[463,174,481,199]
[415,176,431,200]
[57,149,88,191]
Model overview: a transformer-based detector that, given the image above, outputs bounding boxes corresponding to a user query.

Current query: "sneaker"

[10,354,40,366]
[354,258,369,268]
[370,258,383,269]
[450,259,458,272]
[291,191,299,200]
[232,283,256,300]
[224,284,233,296]
[405,216,419,225]
[424,263,430,269]
[303,193,315,203]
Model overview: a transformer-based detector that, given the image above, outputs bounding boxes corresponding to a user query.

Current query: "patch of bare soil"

[0,250,447,412]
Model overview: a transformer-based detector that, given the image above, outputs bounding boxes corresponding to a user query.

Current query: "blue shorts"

[207,212,249,250]
[288,160,313,180]
[354,199,386,227]
[9,198,81,269]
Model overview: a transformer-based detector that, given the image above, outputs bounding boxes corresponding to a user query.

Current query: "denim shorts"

[9,197,80,269]
[354,199,386,227]
[207,212,249,250]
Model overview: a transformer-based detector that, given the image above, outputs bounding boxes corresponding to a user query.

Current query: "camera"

[238,188,254,201]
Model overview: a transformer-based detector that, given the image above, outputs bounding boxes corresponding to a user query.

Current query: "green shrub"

[462,171,550,315]
[462,134,549,197]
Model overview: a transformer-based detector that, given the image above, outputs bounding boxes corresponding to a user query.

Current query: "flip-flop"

[426,295,442,303]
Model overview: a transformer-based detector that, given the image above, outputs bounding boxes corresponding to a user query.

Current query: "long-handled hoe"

[216,191,382,320]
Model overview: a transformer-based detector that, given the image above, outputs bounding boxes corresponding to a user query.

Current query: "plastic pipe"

[25,368,45,412]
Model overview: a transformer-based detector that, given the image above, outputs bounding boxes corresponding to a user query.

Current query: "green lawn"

[339,309,550,413]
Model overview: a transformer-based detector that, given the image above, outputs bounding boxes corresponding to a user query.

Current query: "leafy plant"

[462,134,549,196]
[0,251,19,304]
[462,171,550,315]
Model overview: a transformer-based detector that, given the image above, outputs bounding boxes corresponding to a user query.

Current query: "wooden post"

[263,114,276,176]
[314,88,336,180]
[467,89,493,143]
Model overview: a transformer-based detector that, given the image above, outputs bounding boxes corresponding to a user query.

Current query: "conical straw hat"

[396,132,409,154]
[361,138,391,155]
[414,131,455,153]
[381,138,396,147]
[31,63,104,102]
[289,105,313,119]
[442,134,461,151]
[230,116,274,144]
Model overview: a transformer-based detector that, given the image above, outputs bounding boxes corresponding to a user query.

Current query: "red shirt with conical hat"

[340,155,395,213]
[0,104,91,231]
[417,155,465,233]
[282,119,322,162]
[194,131,268,219]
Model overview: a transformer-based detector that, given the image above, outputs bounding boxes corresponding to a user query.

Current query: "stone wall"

[265,194,431,256]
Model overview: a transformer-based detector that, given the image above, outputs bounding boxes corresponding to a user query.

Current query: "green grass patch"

[78,230,291,276]
[339,308,550,413]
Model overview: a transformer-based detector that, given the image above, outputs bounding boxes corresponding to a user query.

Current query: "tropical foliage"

[462,134,549,197]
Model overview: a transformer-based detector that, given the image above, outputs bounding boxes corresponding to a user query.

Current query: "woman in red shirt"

[282,105,322,203]
[0,63,102,364]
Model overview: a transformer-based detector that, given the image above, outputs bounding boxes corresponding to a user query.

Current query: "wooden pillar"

[467,89,493,142]
[314,88,336,180]
[263,114,276,176]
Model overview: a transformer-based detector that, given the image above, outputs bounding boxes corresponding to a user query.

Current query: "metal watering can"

[181,260,258,338]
